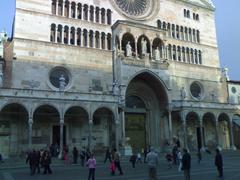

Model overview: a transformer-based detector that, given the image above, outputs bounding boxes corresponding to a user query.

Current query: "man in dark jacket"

[215,149,223,177]
[181,148,191,180]
[26,149,38,175]
[72,147,79,164]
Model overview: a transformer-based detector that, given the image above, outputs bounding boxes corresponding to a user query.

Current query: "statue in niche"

[126,41,132,57]
[154,47,160,61]
[180,86,187,99]
[141,38,147,56]
[59,74,66,90]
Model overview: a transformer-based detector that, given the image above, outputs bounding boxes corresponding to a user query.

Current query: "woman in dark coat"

[215,149,223,177]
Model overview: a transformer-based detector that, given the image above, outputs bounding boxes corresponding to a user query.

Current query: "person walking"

[215,149,223,177]
[80,148,86,167]
[113,148,123,175]
[104,147,112,163]
[136,152,142,164]
[72,147,79,164]
[26,149,38,176]
[181,148,191,180]
[86,153,96,180]
[146,147,159,180]
[42,151,52,175]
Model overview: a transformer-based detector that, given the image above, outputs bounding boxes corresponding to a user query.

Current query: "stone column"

[215,119,220,147]
[181,111,187,149]
[75,30,77,46]
[119,37,122,53]
[54,27,57,43]
[62,1,65,17]
[88,119,93,151]
[68,29,71,45]
[135,37,138,59]
[150,41,153,59]
[60,119,64,153]
[121,110,125,146]
[168,104,173,142]
[28,117,33,149]
[75,5,78,19]
[61,28,64,44]
[115,119,120,150]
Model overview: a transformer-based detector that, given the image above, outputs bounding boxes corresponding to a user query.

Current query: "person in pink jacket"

[86,153,96,180]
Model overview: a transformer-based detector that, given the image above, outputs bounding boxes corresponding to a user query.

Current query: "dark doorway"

[52,125,66,146]
[196,127,204,150]
[125,113,146,153]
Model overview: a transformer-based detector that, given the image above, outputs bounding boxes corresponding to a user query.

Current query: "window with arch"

[83,4,88,20]
[101,8,106,24]
[177,46,181,61]
[194,49,198,64]
[50,24,56,42]
[184,9,187,17]
[90,6,94,21]
[176,25,180,39]
[58,0,63,16]
[89,30,94,47]
[77,3,82,19]
[71,2,76,18]
[64,0,70,17]
[190,49,194,63]
[77,28,81,46]
[167,23,171,37]
[70,27,75,45]
[157,20,162,29]
[163,22,166,30]
[180,26,184,40]
[198,50,202,64]
[173,45,176,60]
[168,44,172,60]
[83,29,88,47]
[172,24,175,38]
[186,48,190,63]
[182,47,186,62]
[64,26,69,44]
[185,27,188,41]
[187,10,190,18]
[107,33,112,50]
[57,25,62,43]
[52,0,56,14]
[95,31,100,48]
[101,32,106,49]
[95,7,100,23]
[107,9,112,25]
[189,28,192,42]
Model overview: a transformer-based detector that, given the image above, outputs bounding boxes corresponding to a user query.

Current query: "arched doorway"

[0,103,28,157]
[125,71,168,152]
[64,106,88,150]
[218,113,231,149]
[202,113,217,149]
[93,108,115,153]
[33,105,60,149]
[186,112,200,151]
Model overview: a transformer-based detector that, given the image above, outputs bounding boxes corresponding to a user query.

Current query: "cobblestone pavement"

[1,151,240,180]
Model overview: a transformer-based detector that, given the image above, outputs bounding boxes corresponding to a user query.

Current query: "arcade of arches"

[0,73,240,157]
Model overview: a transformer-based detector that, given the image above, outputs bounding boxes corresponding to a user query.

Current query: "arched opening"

[58,0,63,16]
[57,24,62,43]
[93,108,115,153]
[95,7,100,23]
[101,32,106,50]
[64,106,88,150]
[186,112,200,151]
[77,3,82,19]
[0,103,28,157]
[33,105,60,149]
[90,6,94,22]
[95,31,100,48]
[83,4,88,20]
[83,29,88,47]
[168,44,172,60]
[70,27,75,45]
[198,50,202,64]
[121,33,135,57]
[157,20,161,29]
[89,30,94,48]
[137,35,150,59]
[172,112,183,148]
[125,72,168,152]
[107,9,112,25]
[107,33,112,50]
[177,46,181,61]
[185,27,188,41]
[64,0,69,17]
[76,28,81,46]
[52,0,56,15]
[64,26,69,44]
[101,8,106,24]
[50,23,56,42]
[182,47,186,62]
[218,113,231,149]
[152,38,164,60]
[71,2,76,18]
[203,113,217,150]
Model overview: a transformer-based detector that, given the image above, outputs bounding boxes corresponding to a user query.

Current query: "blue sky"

[0,0,239,80]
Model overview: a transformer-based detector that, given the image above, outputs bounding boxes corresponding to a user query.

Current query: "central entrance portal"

[125,113,146,153]
[52,125,66,146]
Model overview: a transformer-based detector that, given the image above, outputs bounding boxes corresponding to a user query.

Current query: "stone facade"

[0,0,239,158]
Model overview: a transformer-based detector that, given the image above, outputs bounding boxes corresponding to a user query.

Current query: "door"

[52,125,66,146]
[125,113,146,153]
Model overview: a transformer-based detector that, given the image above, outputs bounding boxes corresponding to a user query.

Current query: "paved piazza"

[1,152,240,180]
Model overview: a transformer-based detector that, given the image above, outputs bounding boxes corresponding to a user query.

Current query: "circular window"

[190,82,203,100]
[49,67,70,89]
[112,0,157,20]
[232,87,237,94]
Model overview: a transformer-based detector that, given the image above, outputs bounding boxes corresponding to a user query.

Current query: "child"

[136,153,142,164]
[129,154,137,168]
[165,152,173,169]
[86,153,96,180]
[110,161,116,175]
